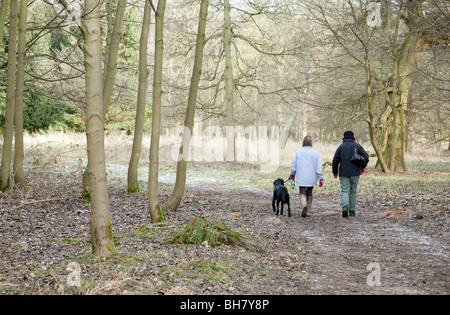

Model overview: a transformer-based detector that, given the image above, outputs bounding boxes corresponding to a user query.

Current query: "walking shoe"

[342,205,349,218]
[349,210,355,216]
[302,196,313,218]
[301,206,308,218]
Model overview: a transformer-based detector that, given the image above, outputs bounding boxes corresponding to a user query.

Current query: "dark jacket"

[332,139,369,177]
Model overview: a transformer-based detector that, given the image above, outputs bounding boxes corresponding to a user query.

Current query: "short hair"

[303,136,313,147]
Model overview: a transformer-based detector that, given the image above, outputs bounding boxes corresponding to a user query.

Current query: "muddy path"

[290,198,449,294]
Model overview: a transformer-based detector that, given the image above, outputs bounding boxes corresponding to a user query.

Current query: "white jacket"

[290,146,323,187]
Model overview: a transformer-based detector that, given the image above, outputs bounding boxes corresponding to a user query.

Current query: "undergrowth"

[163,216,246,247]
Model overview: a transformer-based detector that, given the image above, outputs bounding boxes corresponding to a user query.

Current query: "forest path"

[192,185,449,294]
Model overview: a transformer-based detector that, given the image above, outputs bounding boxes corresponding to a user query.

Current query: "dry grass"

[376,206,414,218]
[20,131,347,167]
[16,131,450,172]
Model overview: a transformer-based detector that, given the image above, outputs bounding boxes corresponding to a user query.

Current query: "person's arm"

[290,153,297,178]
[316,152,323,180]
[332,146,340,177]
[359,145,369,168]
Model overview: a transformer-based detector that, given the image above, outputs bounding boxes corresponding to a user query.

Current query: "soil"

[0,168,448,295]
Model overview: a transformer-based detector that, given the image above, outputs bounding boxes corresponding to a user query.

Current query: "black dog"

[272,178,291,217]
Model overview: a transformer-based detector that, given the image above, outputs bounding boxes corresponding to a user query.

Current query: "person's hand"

[360,168,365,175]
[333,173,338,179]
[289,174,295,180]
[319,179,324,187]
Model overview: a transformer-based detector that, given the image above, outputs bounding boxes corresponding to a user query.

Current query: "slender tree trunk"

[104,0,114,70]
[163,0,209,213]
[13,0,27,186]
[223,0,235,161]
[368,94,389,173]
[148,0,167,222]
[364,48,388,172]
[0,0,9,46]
[82,0,115,257]
[279,105,299,149]
[102,0,127,116]
[0,0,18,191]
[81,0,127,197]
[127,0,151,193]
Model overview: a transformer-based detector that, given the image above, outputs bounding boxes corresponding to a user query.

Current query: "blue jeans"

[339,176,360,211]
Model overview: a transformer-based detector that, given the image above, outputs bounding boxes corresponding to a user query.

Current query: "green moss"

[127,185,140,193]
[81,189,91,202]
[157,204,165,223]
[107,244,115,253]
[0,177,10,192]
[163,216,245,246]
[107,221,115,253]
[136,224,157,239]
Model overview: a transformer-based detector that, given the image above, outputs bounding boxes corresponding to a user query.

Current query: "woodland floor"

[0,163,449,295]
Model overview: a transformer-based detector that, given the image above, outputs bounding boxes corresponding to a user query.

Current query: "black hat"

[343,130,355,140]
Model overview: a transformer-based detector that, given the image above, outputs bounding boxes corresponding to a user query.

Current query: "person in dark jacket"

[332,131,369,217]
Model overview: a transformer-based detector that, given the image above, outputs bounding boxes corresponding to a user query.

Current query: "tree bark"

[0,0,9,47]
[0,0,18,191]
[13,0,27,186]
[102,0,127,116]
[223,0,235,161]
[279,105,299,149]
[386,0,430,172]
[148,0,167,222]
[81,0,126,197]
[82,0,115,257]
[364,48,388,172]
[163,0,209,213]
[128,0,151,193]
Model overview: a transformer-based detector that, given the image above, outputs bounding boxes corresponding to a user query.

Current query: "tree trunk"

[163,0,209,213]
[387,42,428,171]
[0,0,18,191]
[365,48,388,172]
[385,0,430,172]
[81,0,126,197]
[279,105,299,149]
[82,0,115,257]
[102,0,127,116]
[148,0,167,223]
[127,0,151,193]
[0,0,9,47]
[13,0,27,186]
[223,0,235,161]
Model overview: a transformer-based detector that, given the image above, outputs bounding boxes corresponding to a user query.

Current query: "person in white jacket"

[289,136,324,217]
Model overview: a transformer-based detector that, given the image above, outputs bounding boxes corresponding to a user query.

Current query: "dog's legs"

[272,197,276,213]
[287,201,291,217]
[276,200,280,216]
[280,202,284,216]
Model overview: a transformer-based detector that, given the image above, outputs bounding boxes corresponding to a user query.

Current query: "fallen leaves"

[0,167,448,295]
